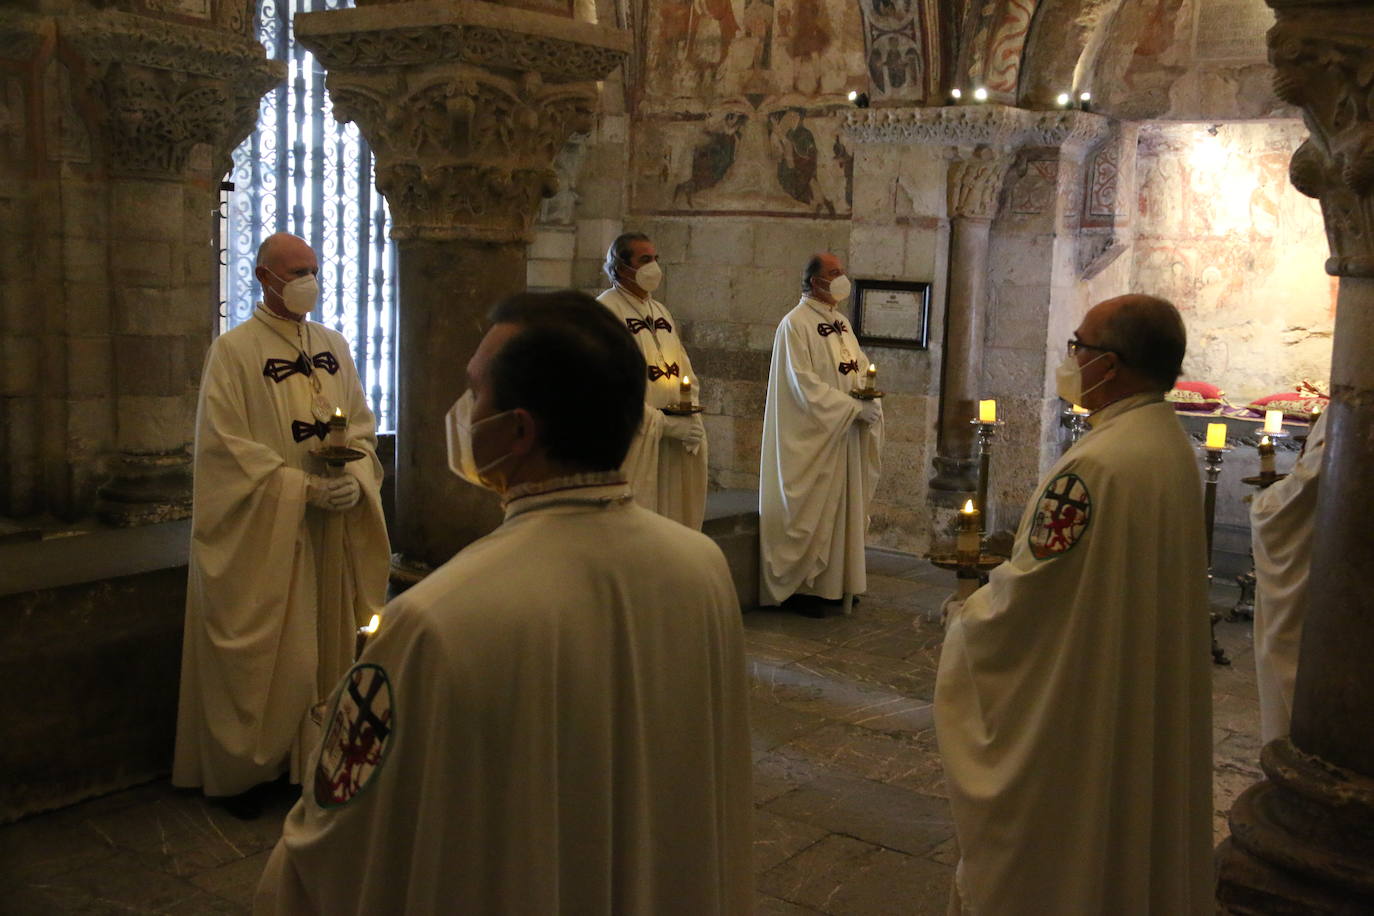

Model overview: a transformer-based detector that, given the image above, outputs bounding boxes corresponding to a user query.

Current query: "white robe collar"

[1087,390,1164,428]
[503,472,633,520]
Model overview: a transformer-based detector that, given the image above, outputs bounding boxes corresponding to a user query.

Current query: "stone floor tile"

[759,834,953,916]
[795,645,939,699]
[755,892,826,914]
[188,849,272,907]
[750,660,934,734]
[744,628,833,666]
[753,810,829,874]
[763,770,952,857]
[753,749,829,806]
[0,818,120,885]
[1214,729,1264,767]
[775,722,939,793]
[864,549,930,579]
[750,697,830,755]
[11,850,208,914]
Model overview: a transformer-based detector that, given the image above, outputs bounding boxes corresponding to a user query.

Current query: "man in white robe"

[1251,408,1327,743]
[935,295,1213,915]
[597,232,708,529]
[173,233,390,811]
[255,290,752,915]
[759,252,883,609]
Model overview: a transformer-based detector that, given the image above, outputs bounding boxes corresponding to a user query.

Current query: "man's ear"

[508,407,540,458]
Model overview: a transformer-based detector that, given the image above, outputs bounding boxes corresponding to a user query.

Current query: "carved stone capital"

[947,148,1016,221]
[1268,11,1374,277]
[325,66,598,242]
[62,11,283,178]
[296,3,628,243]
[843,105,1112,160]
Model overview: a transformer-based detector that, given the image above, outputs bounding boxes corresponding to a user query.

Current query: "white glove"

[306,473,361,512]
[856,399,883,426]
[663,414,706,454]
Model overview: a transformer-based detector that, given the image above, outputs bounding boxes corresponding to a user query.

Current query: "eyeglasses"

[1066,337,1118,357]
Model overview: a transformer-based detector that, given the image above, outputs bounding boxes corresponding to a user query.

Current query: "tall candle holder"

[1233,427,1291,620]
[1063,404,1090,448]
[970,416,1005,540]
[1199,430,1232,666]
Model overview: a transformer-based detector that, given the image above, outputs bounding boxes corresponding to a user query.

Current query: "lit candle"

[978,399,997,424]
[354,613,380,660]
[1258,435,1276,477]
[1263,410,1284,435]
[957,498,981,564]
[680,375,692,407]
[866,363,877,389]
[1206,423,1227,450]
[1071,404,1089,416]
[329,407,347,448]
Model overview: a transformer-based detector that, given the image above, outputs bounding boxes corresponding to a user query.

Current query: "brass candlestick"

[1063,404,1090,449]
[970,417,1005,540]
[1199,435,1232,666]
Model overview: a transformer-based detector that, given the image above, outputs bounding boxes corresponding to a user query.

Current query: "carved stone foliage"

[1268,11,1374,277]
[62,11,283,178]
[326,67,598,242]
[844,105,1111,159]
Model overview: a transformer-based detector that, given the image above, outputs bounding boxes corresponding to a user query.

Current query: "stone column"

[296,3,629,574]
[932,147,1015,492]
[1216,4,1374,911]
[0,7,281,525]
[844,106,1109,498]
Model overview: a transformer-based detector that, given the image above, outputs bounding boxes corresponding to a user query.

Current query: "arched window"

[220,0,399,432]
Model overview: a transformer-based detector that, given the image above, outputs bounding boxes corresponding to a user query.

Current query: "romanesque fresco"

[1131,121,1332,399]
[631,0,866,217]
[858,0,939,103]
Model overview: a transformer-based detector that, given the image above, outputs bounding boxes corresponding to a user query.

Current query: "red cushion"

[1167,380,1226,412]
[1247,391,1328,421]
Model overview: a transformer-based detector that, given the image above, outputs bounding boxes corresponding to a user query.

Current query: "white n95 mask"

[445,390,513,492]
[266,268,320,316]
[827,274,852,302]
[631,259,663,294]
[1055,351,1109,406]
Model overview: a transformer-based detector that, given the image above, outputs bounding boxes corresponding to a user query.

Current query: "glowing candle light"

[680,375,692,407]
[328,407,347,448]
[973,87,989,102]
[1056,92,1071,107]
[957,498,981,564]
[1263,410,1284,435]
[978,399,997,424]
[866,363,877,388]
[950,88,963,101]
[1071,404,1089,416]
[1206,423,1227,450]
[355,613,381,660]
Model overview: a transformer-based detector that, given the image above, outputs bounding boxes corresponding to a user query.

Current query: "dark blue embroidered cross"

[292,419,330,442]
[818,320,847,337]
[627,317,672,334]
[263,351,340,383]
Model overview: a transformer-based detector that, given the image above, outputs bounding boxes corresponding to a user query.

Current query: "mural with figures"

[632,0,880,217]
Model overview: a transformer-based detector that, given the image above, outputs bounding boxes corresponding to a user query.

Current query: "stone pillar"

[843,106,1109,498]
[0,6,281,525]
[931,148,1014,492]
[1216,4,1374,911]
[296,2,629,574]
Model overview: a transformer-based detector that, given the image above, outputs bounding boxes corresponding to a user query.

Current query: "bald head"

[1081,294,1187,392]
[254,233,319,321]
[256,232,313,274]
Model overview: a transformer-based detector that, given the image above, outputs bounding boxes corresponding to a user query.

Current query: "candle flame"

[1260,435,1271,447]
[362,614,380,634]
[333,407,343,418]
[961,498,976,514]
[868,363,875,372]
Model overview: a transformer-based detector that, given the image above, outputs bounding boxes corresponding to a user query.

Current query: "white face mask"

[628,259,663,294]
[826,274,851,302]
[1055,350,1110,405]
[444,390,513,492]
[266,268,319,316]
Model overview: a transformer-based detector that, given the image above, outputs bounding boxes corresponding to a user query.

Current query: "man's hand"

[306,474,361,512]
[663,414,706,454]
[856,399,883,426]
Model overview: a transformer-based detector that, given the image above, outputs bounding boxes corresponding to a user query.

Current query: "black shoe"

[782,594,831,618]
[215,790,263,820]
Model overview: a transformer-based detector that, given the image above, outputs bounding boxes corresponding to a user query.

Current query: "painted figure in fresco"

[833,135,854,210]
[674,112,748,207]
[770,108,834,214]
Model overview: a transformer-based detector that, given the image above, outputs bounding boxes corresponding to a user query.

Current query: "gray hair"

[1097,295,1188,390]
[603,232,651,284]
[801,254,824,296]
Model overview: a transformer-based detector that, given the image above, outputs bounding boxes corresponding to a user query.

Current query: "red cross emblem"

[314,664,395,808]
[1028,472,1092,559]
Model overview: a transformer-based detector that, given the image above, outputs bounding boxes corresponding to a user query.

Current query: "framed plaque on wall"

[852,279,931,349]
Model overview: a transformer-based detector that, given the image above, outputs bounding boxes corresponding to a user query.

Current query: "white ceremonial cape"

[1252,410,1327,743]
[935,394,1212,916]
[173,306,390,797]
[597,286,708,529]
[759,295,883,603]
[255,479,753,916]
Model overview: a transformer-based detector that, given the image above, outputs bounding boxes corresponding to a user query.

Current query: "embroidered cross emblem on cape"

[1028,472,1092,559]
[314,663,395,808]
